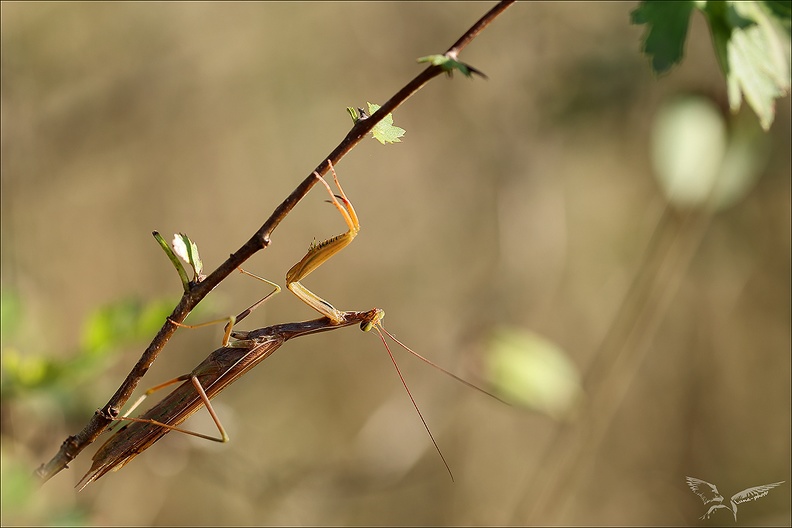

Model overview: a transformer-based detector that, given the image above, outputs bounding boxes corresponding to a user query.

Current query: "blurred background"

[2,2,789,526]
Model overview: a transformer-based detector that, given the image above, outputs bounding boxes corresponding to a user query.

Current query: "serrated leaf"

[416,53,488,79]
[366,102,405,145]
[720,1,791,130]
[631,1,697,74]
[635,1,791,130]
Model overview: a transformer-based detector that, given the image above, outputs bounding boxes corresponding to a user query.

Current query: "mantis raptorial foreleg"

[170,268,281,346]
[286,160,360,323]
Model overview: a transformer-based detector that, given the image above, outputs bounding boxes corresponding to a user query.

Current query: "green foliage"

[80,297,176,358]
[416,53,488,79]
[2,290,177,524]
[2,285,202,523]
[1,293,176,400]
[632,1,791,130]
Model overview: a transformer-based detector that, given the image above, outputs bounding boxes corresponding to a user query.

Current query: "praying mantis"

[77,161,498,490]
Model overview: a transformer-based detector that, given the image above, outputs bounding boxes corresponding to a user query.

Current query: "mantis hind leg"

[112,374,229,443]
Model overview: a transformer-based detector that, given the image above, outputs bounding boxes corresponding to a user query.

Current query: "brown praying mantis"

[77,161,500,490]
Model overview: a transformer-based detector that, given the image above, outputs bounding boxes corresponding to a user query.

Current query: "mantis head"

[360,308,385,332]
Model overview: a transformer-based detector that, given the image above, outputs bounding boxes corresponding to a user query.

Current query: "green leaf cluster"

[1,290,175,401]
[631,1,791,130]
[348,51,488,146]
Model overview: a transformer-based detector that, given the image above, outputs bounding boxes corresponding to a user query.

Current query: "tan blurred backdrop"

[2,2,790,526]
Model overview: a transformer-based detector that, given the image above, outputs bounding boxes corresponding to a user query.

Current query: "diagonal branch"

[35,0,516,485]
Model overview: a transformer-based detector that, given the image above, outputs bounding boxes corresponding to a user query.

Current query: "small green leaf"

[346,106,369,125]
[173,233,204,281]
[631,1,697,74]
[366,102,405,145]
[153,230,190,291]
[416,53,488,79]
